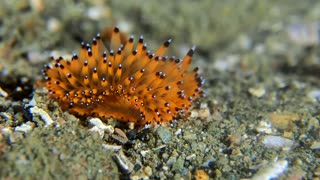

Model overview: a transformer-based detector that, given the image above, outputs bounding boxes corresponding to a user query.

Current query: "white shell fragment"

[102,144,122,151]
[29,106,54,127]
[88,118,114,134]
[0,86,8,97]
[1,127,12,136]
[88,126,104,139]
[256,121,274,134]
[252,160,288,180]
[262,135,294,149]
[113,150,134,174]
[14,123,33,134]
[111,128,129,144]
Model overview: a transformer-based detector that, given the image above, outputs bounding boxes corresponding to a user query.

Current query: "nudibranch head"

[43,27,205,125]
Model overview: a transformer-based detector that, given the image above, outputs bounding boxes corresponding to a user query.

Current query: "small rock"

[113,150,134,174]
[0,87,8,97]
[256,121,274,134]
[102,144,122,151]
[29,106,54,127]
[144,166,152,177]
[185,154,196,161]
[157,127,171,144]
[248,86,266,98]
[86,6,111,20]
[14,123,33,134]
[252,160,288,180]
[194,169,209,180]
[266,112,299,130]
[262,135,294,149]
[140,150,150,157]
[89,118,114,134]
[310,141,320,150]
[47,18,62,33]
[308,89,320,102]
[172,157,185,174]
[314,166,320,176]
[111,128,129,144]
[88,126,104,139]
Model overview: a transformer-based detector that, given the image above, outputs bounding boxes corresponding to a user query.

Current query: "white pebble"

[248,87,266,98]
[113,150,134,174]
[1,127,12,135]
[262,135,294,149]
[86,6,110,20]
[0,87,8,97]
[252,160,288,180]
[89,118,114,134]
[140,150,150,157]
[47,18,62,33]
[29,106,54,127]
[102,144,122,151]
[14,123,32,134]
[174,128,182,136]
[256,121,274,134]
[185,154,197,161]
[88,126,104,139]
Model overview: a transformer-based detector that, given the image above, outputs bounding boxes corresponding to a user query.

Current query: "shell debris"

[251,160,288,180]
[29,106,55,127]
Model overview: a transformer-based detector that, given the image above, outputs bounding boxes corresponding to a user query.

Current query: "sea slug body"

[43,27,205,125]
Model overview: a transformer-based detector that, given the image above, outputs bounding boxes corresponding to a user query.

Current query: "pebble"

[266,112,299,130]
[29,0,45,12]
[111,128,129,144]
[113,150,134,174]
[314,166,320,176]
[1,127,12,136]
[14,123,32,134]
[167,150,178,165]
[157,127,171,144]
[172,157,185,173]
[140,150,150,157]
[0,112,12,121]
[86,6,111,20]
[29,106,54,127]
[256,121,274,134]
[310,141,320,150]
[194,169,209,180]
[0,87,8,97]
[262,135,294,149]
[252,160,288,180]
[88,126,104,139]
[248,86,266,98]
[47,18,62,33]
[185,154,197,161]
[308,89,320,102]
[152,145,166,152]
[174,128,182,136]
[88,118,114,134]
[144,166,152,177]
[102,144,122,151]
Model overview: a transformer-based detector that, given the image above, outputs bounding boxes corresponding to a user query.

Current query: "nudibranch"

[43,27,205,125]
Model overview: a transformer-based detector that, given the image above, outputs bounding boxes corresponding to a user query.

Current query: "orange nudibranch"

[43,27,205,125]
